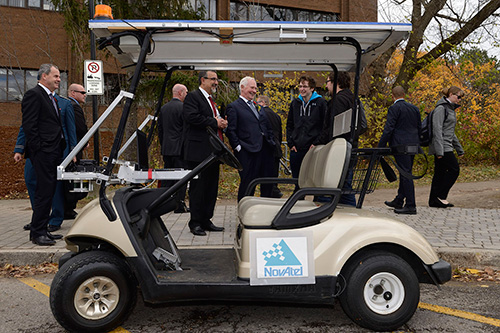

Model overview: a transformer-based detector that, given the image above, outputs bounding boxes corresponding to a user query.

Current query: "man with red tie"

[182,71,228,236]
[21,64,65,246]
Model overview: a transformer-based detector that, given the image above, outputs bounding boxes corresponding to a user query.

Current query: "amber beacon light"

[94,4,113,19]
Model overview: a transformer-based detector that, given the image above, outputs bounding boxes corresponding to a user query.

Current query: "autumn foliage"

[361,49,500,164]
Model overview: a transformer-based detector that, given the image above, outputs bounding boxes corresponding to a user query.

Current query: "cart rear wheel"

[50,251,137,332]
[339,252,419,331]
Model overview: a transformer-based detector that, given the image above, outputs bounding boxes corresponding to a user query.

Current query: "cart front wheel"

[339,252,419,331]
[50,251,137,332]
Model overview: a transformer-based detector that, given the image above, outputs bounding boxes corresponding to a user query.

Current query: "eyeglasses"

[72,90,87,94]
[204,77,219,82]
[298,85,310,88]
[454,94,463,100]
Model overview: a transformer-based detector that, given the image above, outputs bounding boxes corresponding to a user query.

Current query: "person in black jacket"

[378,86,421,214]
[158,84,189,213]
[21,64,65,246]
[183,71,227,236]
[257,95,283,198]
[66,83,89,219]
[226,77,276,201]
[286,76,326,191]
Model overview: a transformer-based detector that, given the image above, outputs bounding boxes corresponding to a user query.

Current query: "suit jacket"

[56,95,77,157]
[226,98,275,153]
[182,89,219,162]
[69,98,88,142]
[159,98,184,157]
[378,99,421,148]
[21,85,64,158]
[262,106,283,158]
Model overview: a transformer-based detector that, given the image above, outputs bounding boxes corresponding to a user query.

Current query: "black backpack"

[420,108,448,147]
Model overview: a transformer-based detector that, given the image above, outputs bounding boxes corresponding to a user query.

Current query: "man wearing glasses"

[182,71,227,236]
[286,75,327,192]
[68,84,88,162]
[66,83,89,219]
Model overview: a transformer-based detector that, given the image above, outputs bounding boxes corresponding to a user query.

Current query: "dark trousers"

[394,154,416,208]
[430,152,460,201]
[24,158,64,225]
[185,160,220,230]
[162,155,188,208]
[290,149,308,193]
[235,143,274,201]
[29,149,62,238]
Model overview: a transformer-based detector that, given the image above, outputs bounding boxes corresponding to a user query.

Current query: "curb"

[0,249,69,266]
[437,248,500,270]
[2,247,500,270]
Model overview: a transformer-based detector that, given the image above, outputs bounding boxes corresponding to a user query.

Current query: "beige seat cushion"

[239,199,318,227]
[238,138,348,228]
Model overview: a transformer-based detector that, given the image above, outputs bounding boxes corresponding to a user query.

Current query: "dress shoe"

[205,223,224,232]
[46,232,63,240]
[384,200,403,209]
[47,225,61,232]
[23,223,31,231]
[64,210,78,220]
[32,235,56,246]
[429,199,448,208]
[446,203,454,207]
[394,207,417,215]
[190,226,207,236]
[174,202,190,214]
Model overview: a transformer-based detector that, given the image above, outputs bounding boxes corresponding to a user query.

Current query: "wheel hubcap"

[363,272,404,315]
[74,276,119,320]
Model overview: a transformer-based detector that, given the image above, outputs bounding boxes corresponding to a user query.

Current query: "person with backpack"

[378,86,421,214]
[428,86,465,208]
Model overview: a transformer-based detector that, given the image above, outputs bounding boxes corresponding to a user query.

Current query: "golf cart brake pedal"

[152,247,182,271]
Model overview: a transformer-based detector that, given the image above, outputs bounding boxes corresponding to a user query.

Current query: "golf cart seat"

[239,138,351,229]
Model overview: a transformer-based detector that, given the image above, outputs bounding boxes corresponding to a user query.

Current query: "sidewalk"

[1,198,499,269]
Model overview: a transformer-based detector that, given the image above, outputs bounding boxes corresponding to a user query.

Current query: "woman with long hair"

[428,86,465,208]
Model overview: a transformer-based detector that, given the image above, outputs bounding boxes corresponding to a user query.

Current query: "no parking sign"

[84,60,104,95]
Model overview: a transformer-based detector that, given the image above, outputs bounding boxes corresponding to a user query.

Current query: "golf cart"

[50,18,451,332]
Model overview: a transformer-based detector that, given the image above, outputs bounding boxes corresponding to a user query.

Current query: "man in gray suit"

[378,86,421,215]
[158,83,189,213]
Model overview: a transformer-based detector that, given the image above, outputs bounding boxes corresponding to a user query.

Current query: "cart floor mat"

[156,248,243,284]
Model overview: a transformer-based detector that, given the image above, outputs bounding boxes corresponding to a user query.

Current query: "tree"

[375,0,500,92]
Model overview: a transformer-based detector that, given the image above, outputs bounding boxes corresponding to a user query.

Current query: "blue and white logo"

[262,240,302,266]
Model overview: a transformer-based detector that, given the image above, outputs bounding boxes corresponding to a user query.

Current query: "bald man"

[158,84,189,213]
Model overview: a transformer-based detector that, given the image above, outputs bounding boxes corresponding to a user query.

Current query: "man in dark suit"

[257,95,283,198]
[21,64,65,245]
[158,83,189,213]
[183,71,227,236]
[226,77,276,201]
[378,86,422,215]
[66,83,89,219]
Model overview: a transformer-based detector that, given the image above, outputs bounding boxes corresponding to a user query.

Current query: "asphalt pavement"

[0,197,499,269]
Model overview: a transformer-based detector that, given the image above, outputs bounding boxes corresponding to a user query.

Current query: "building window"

[0,67,67,102]
[230,1,339,22]
[0,0,56,10]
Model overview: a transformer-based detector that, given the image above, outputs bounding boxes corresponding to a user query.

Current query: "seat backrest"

[298,138,350,189]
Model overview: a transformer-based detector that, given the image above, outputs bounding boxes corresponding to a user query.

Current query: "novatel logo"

[262,240,303,277]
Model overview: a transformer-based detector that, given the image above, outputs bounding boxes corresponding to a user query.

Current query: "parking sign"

[84,60,104,95]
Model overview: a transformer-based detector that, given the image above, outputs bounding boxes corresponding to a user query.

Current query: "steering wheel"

[207,127,243,170]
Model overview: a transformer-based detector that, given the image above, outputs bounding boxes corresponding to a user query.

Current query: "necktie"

[49,93,59,116]
[208,96,223,140]
[247,100,259,119]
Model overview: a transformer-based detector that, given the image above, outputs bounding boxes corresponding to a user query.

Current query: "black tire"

[338,252,419,332]
[50,251,137,333]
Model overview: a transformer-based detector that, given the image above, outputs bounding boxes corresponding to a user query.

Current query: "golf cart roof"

[89,20,411,72]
